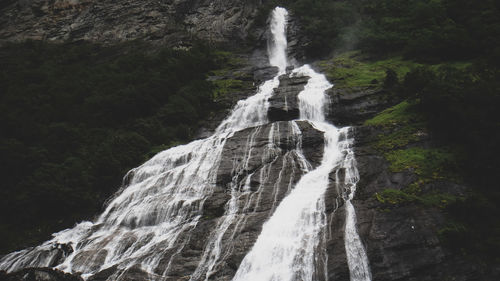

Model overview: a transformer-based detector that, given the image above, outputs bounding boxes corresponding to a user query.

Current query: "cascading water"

[339,130,372,281]
[268,7,289,73]
[232,21,372,281]
[0,6,371,281]
[0,7,287,279]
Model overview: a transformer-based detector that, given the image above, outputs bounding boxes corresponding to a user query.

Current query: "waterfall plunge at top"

[0,6,371,281]
[268,7,288,73]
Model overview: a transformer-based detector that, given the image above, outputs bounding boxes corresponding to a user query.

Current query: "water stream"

[0,6,371,281]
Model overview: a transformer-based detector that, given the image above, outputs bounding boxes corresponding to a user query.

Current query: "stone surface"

[343,125,490,281]
[82,121,325,281]
[0,0,263,47]
[1,4,497,279]
[267,74,309,122]
[326,86,397,126]
[0,268,84,281]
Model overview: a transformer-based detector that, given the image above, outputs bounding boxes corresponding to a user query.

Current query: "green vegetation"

[250,0,500,264]
[385,147,459,181]
[0,41,242,254]
[258,0,499,63]
[318,51,472,89]
[363,57,500,263]
[374,126,422,151]
[398,62,500,262]
[318,52,419,88]
[363,101,427,151]
[212,79,247,99]
[364,101,418,126]
[375,188,459,209]
[368,103,462,209]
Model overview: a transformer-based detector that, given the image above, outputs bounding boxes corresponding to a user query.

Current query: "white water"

[268,7,289,73]
[0,7,288,279]
[339,134,372,281]
[0,6,371,281]
[232,44,372,281]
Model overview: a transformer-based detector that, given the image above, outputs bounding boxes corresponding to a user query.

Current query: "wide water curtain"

[0,6,371,281]
[0,5,290,280]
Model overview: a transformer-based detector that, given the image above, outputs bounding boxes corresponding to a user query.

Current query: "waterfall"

[0,7,286,279]
[340,130,372,281]
[0,6,371,281]
[231,15,372,281]
[268,7,289,73]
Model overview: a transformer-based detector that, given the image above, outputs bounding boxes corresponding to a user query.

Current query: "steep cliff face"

[323,87,496,280]
[0,0,263,46]
[1,4,498,281]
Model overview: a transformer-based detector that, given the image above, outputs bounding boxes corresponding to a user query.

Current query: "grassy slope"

[317,51,471,89]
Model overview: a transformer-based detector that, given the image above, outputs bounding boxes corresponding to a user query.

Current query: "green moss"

[420,192,460,208]
[385,147,459,180]
[318,51,472,90]
[364,101,420,126]
[375,189,419,205]
[212,79,247,99]
[364,101,428,150]
[208,50,253,100]
[376,125,425,150]
[375,188,460,208]
[367,101,463,210]
[318,51,420,88]
[212,50,244,68]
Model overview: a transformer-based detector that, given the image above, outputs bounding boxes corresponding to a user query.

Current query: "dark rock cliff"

[0,267,83,281]
[72,119,325,281]
[1,3,497,280]
[326,87,396,127]
[0,0,264,46]
[321,87,496,280]
[267,74,309,122]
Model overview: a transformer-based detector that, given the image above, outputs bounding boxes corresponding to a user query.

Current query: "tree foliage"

[261,0,500,60]
[400,62,500,261]
[0,41,225,253]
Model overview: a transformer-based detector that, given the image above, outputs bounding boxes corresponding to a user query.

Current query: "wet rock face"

[0,0,262,46]
[345,125,485,281]
[81,121,325,281]
[0,267,84,281]
[205,121,324,280]
[217,120,324,185]
[285,11,311,65]
[268,74,310,122]
[326,87,397,126]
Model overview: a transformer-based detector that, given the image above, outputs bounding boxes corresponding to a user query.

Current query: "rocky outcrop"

[285,10,311,65]
[0,268,83,281]
[326,86,397,126]
[338,124,485,280]
[0,0,263,46]
[74,120,324,281]
[268,74,309,122]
